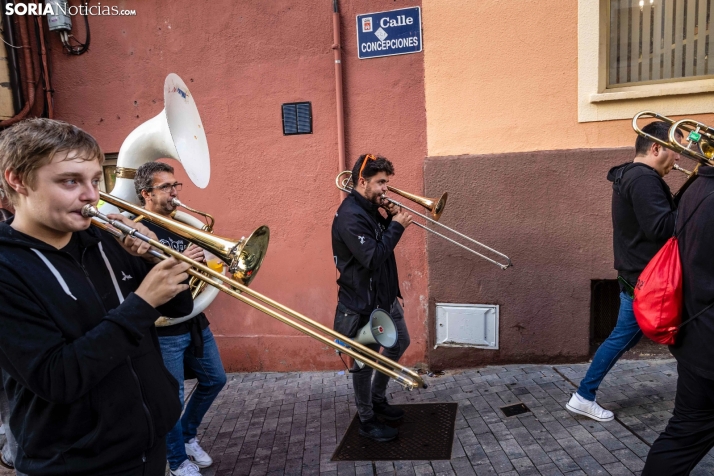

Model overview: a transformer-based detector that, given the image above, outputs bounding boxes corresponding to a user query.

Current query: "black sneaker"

[372,400,405,421]
[359,417,398,442]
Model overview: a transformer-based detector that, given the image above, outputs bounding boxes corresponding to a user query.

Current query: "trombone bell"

[99,192,269,286]
[390,187,448,221]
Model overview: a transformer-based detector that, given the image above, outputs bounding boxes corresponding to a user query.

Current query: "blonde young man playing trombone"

[0,118,192,475]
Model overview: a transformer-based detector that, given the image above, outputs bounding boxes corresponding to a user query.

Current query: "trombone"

[336,171,513,270]
[632,111,714,165]
[632,111,712,201]
[85,192,427,391]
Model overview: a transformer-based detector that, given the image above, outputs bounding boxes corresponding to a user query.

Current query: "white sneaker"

[170,459,201,476]
[566,393,614,422]
[185,438,213,468]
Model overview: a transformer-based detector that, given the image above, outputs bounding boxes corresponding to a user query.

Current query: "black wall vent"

[282,102,312,135]
[590,279,621,351]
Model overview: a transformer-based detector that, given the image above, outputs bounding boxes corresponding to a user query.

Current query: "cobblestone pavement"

[187,358,712,476]
[0,359,709,476]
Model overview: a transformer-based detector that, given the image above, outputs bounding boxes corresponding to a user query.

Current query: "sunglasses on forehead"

[358,154,377,180]
[146,182,182,193]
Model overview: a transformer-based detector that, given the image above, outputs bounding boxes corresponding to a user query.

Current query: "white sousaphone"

[100,73,269,326]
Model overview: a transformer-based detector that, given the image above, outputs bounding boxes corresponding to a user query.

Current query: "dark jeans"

[643,363,714,475]
[0,387,24,476]
[159,327,227,470]
[350,299,410,422]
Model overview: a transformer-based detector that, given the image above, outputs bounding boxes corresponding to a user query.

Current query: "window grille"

[609,0,714,86]
[282,102,312,135]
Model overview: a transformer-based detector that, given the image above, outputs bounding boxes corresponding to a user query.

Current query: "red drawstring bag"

[633,237,682,345]
[633,189,714,345]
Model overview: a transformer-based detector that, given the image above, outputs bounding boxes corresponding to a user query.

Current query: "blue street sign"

[356,7,422,60]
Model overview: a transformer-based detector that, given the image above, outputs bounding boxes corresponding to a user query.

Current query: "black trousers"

[643,362,714,475]
[351,299,410,422]
[99,439,167,476]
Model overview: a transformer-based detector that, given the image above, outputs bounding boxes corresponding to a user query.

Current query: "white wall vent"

[435,303,499,350]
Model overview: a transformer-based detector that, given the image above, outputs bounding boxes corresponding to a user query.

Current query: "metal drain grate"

[500,403,531,417]
[332,403,458,461]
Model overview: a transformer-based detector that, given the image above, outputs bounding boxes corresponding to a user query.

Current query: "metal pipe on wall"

[1,0,22,115]
[35,16,53,118]
[332,0,346,199]
[0,14,36,127]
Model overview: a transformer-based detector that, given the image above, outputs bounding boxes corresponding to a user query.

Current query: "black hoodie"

[0,221,192,475]
[332,189,404,316]
[670,166,714,378]
[607,162,677,287]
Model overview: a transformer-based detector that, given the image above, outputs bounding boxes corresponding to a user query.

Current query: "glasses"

[147,182,182,193]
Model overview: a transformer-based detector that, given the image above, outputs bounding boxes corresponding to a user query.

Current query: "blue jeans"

[159,327,227,470]
[577,292,642,401]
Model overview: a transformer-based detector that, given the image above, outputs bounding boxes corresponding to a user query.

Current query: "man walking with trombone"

[332,154,413,442]
[567,122,682,422]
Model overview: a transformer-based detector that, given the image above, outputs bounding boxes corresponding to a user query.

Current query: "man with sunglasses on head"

[134,162,227,476]
[332,154,413,442]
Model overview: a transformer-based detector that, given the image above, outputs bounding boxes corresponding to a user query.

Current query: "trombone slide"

[84,205,426,391]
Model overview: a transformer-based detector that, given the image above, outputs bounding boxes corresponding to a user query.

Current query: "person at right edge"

[642,150,714,473]
[566,121,682,422]
[332,154,412,442]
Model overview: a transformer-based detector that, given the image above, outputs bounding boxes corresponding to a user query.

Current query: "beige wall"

[423,0,714,156]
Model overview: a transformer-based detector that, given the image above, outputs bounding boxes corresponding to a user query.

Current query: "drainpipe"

[35,16,53,118]
[0,15,35,127]
[332,0,346,199]
[1,0,22,114]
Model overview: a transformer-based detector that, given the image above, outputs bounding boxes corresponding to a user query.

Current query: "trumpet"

[336,171,512,270]
[171,198,214,232]
[83,195,427,390]
[170,198,216,298]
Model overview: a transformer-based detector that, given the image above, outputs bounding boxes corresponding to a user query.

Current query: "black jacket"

[608,162,677,286]
[670,166,714,378]
[0,221,192,475]
[332,189,404,315]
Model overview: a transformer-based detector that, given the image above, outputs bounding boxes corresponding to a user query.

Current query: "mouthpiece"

[81,205,99,218]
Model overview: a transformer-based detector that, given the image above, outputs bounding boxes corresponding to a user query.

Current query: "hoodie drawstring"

[32,243,125,303]
[31,248,77,301]
[98,242,125,303]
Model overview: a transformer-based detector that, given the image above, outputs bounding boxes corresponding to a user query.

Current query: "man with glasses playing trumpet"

[135,162,226,476]
[332,154,413,442]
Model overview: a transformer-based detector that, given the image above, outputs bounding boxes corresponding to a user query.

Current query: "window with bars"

[609,0,714,87]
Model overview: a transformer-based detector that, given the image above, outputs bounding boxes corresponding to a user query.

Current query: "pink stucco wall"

[47,0,428,371]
